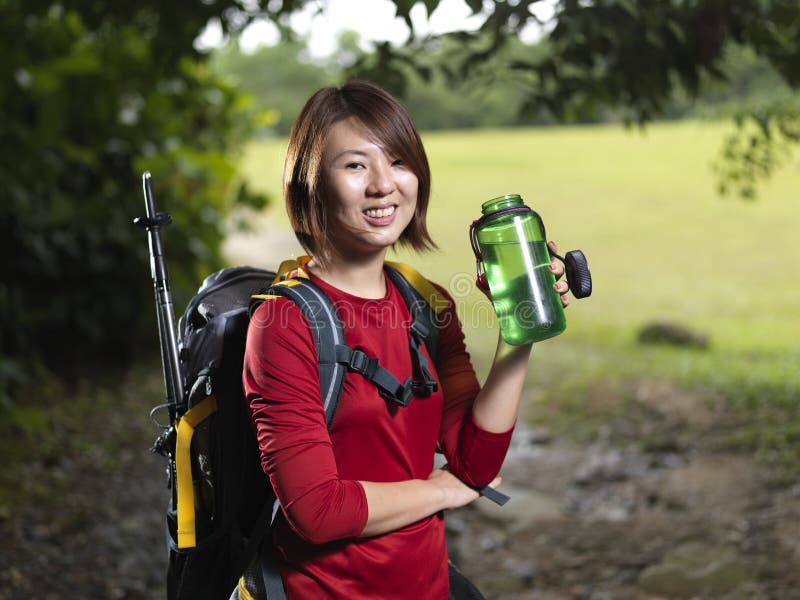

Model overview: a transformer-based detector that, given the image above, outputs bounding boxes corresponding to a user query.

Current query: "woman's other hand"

[426,468,501,510]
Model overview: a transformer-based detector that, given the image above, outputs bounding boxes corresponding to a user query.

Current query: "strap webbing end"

[479,485,510,506]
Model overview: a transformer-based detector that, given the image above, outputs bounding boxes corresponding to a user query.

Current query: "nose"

[366,161,395,197]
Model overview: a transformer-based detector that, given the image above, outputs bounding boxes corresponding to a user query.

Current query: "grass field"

[232,120,799,466]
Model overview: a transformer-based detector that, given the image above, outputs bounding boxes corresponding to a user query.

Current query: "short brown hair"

[284,80,435,261]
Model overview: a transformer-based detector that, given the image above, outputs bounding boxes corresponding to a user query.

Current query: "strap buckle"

[347,349,378,378]
[409,319,429,341]
[412,379,438,396]
[382,381,414,407]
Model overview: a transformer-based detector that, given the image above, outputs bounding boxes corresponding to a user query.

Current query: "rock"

[654,455,762,519]
[637,320,709,349]
[637,541,761,597]
[501,556,537,585]
[572,446,650,486]
[561,485,637,523]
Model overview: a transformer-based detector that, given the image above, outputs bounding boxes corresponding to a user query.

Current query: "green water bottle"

[470,194,592,345]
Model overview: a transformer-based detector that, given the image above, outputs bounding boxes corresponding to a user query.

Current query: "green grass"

[234,120,800,470]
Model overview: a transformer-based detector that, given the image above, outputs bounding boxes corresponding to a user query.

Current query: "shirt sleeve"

[243,298,368,544]
[433,284,515,488]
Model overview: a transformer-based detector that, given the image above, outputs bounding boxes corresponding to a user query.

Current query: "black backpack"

[155,259,458,600]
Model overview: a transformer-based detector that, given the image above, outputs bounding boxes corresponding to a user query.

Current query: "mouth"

[363,205,396,218]
[361,204,398,227]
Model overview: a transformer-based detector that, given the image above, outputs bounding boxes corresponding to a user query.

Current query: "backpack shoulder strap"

[383,263,441,402]
[384,261,450,316]
[273,255,313,284]
[384,262,449,367]
[249,276,346,429]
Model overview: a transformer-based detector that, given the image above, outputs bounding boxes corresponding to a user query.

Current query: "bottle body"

[476,195,566,345]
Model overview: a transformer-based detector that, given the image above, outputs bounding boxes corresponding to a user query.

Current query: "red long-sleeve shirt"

[243,270,514,599]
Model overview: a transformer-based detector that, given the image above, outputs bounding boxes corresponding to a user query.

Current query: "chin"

[364,233,404,252]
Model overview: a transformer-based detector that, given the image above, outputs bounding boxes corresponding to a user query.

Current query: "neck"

[307,248,388,299]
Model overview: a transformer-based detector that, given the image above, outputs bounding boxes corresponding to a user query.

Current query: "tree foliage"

[0,1,275,400]
[347,0,800,197]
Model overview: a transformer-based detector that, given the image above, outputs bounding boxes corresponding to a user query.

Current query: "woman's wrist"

[470,336,533,433]
[424,474,449,511]
[494,334,533,362]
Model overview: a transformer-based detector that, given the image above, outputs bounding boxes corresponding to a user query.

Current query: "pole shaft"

[141,172,184,418]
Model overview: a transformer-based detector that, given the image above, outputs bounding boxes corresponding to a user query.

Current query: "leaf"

[665,19,687,43]
[422,0,441,18]
[615,0,638,18]
[392,0,416,20]
[464,0,483,15]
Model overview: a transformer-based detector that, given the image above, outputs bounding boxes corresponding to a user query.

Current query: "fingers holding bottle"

[547,241,571,308]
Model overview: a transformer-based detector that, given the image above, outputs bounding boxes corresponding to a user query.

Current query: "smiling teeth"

[364,206,395,218]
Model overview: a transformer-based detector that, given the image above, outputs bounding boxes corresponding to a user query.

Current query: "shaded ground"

[1,375,798,599]
[0,373,167,599]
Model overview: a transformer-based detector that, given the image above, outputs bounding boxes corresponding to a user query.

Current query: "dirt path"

[2,378,798,599]
[449,392,800,600]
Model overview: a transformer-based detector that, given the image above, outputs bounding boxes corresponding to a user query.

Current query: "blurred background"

[1,1,798,598]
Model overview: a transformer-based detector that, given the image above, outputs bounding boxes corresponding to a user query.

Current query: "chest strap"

[334,331,438,409]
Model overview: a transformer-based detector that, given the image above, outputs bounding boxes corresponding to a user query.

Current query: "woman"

[243,80,570,599]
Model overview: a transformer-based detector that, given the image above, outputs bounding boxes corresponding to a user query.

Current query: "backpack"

[154,257,453,600]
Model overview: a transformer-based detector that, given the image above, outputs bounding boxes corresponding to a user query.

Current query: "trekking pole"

[134,171,185,425]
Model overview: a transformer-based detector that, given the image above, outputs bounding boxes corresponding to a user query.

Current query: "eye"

[345,162,364,170]
[391,158,405,167]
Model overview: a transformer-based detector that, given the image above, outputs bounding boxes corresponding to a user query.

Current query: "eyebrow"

[330,149,369,162]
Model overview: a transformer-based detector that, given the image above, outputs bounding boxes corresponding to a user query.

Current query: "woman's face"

[320,117,418,260]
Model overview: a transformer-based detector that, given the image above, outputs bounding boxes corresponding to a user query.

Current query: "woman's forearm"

[358,479,444,537]
[470,336,533,433]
